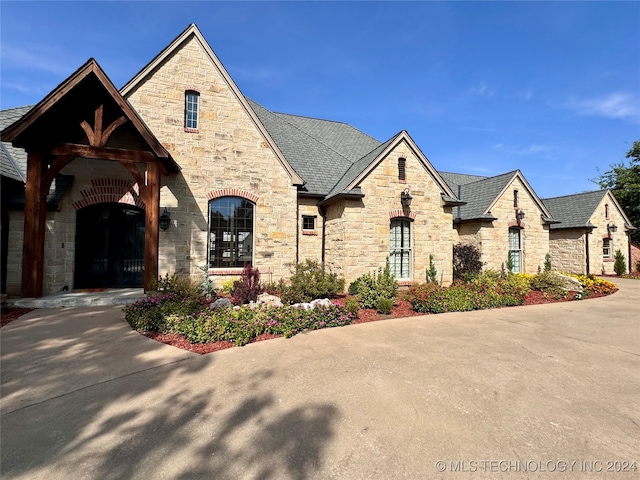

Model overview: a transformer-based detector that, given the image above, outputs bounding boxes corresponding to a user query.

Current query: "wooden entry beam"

[22,151,47,297]
[143,162,161,292]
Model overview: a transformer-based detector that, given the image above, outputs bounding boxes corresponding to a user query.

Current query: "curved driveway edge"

[2,279,639,479]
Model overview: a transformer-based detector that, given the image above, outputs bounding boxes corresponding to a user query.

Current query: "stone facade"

[586,193,630,275]
[123,35,299,288]
[549,228,587,274]
[324,140,456,286]
[457,176,550,274]
[297,198,323,265]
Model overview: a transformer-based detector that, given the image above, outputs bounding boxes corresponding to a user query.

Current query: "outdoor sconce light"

[607,223,618,234]
[401,188,413,208]
[159,208,171,231]
[515,209,525,222]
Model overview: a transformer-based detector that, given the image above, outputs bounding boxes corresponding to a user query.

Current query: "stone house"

[0,24,635,297]
[441,170,557,274]
[543,190,635,275]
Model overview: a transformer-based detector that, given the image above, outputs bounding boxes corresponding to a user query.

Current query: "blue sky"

[1,1,639,198]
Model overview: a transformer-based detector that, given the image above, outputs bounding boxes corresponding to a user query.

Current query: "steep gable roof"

[121,24,303,186]
[452,170,553,221]
[438,171,488,193]
[247,98,379,195]
[542,189,634,230]
[0,105,32,182]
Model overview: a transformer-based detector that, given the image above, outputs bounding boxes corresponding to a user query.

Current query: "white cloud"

[1,44,75,75]
[571,93,640,120]
[492,143,553,156]
[468,82,495,97]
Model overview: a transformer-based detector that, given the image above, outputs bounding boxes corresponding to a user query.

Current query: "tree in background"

[593,140,640,244]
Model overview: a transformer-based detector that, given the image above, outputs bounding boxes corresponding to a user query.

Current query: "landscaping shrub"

[123,292,207,332]
[426,254,438,284]
[453,243,483,280]
[544,253,552,272]
[636,258,640,273]
[562,273,618,296]
[343,297,361,317]
[614,250,626,276]
[220,278,238,295]
[231,264,263,305]
[529,271,567,298]
[376,297,394,315]
[350,262,398,309]
[280,259,345,304]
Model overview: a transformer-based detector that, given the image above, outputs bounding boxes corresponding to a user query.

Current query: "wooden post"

[144,162,161,292]
[22,151,47,297]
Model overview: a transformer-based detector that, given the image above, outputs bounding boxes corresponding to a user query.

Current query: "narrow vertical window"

[603,238,611,258]
[513,189,519,208]
[398,158,406,181]
[185,90,199,130]
[508,227,522,273]
[605,204,609,220]
[390,219,412,279]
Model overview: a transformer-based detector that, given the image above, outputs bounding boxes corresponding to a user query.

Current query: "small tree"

[426,254,438,284]
[506,251,514,274]
[544,252,552,272]
[231,264,263,305]
[614,249,626,276]
[453,243,483,280]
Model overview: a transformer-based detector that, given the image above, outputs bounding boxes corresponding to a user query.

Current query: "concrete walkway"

[1,279,639,479]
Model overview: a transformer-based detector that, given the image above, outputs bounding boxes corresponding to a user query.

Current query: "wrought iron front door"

[74,203,145,288]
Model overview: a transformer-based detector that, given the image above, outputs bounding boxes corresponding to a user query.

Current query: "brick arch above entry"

[72,178,145,210]
[389,209,416,221]
[206,188,259,204]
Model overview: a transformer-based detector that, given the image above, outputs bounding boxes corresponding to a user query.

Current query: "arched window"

[185,90,199,130]
[208,197,254,268]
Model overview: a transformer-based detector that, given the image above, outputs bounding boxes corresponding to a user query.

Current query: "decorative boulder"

[256,293,283,308]
[555,273,584,293]
[209,298,233,310]
[310,298,332,308]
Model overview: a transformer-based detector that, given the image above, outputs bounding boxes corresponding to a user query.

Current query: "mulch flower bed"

[0,288,615,355]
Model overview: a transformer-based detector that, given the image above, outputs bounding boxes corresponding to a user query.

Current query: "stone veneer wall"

[5,210,24,295]
[549,229,586,274]
[457,177,550,274]
[587,194,630,275]
[324,140,456,286]
[123,35,298,286]
[297,198,323,265]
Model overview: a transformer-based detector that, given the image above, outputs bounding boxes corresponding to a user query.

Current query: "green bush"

[376,297,394,315]
[280,259,345,304]
[343,297,361,317]
[123,292,207,332]
[544,253,552,272]
[614,249,626,276]
[529,271,566,297]
[350,262,398,309]
[426,254,438,284]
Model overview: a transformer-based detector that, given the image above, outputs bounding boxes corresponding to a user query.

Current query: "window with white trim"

[390,219,412,279]
[208,197,254,268]
[603,238,611,259]
[185,90,199,129]
[508,227,522,273]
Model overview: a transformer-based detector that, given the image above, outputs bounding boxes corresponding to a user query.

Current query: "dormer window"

[398,158,406,182]
[185,90,199,130]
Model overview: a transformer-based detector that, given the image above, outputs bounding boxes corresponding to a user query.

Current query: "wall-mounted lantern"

[607,223,617,235]
[401,188,413,208]
[515,209,525,222]
[159,207,171,231]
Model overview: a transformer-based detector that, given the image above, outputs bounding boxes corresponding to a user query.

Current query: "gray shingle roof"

[452,171,518,220]
[1,105,33,182]
[438,171,488,193]
[542,190,608,230]
[246,98,382,196]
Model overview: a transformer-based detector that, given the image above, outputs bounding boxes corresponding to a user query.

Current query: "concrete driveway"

[2,278,639,479]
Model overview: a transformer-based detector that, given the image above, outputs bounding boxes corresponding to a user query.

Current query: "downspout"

[585,228,590,275]
[295,199,299,265]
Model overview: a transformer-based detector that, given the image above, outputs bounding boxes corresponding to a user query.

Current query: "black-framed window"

[208,197,254,268]
[513,189,519,208]
[185,90,199,129]
[302,215,316,231]
[398,157,406,181]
